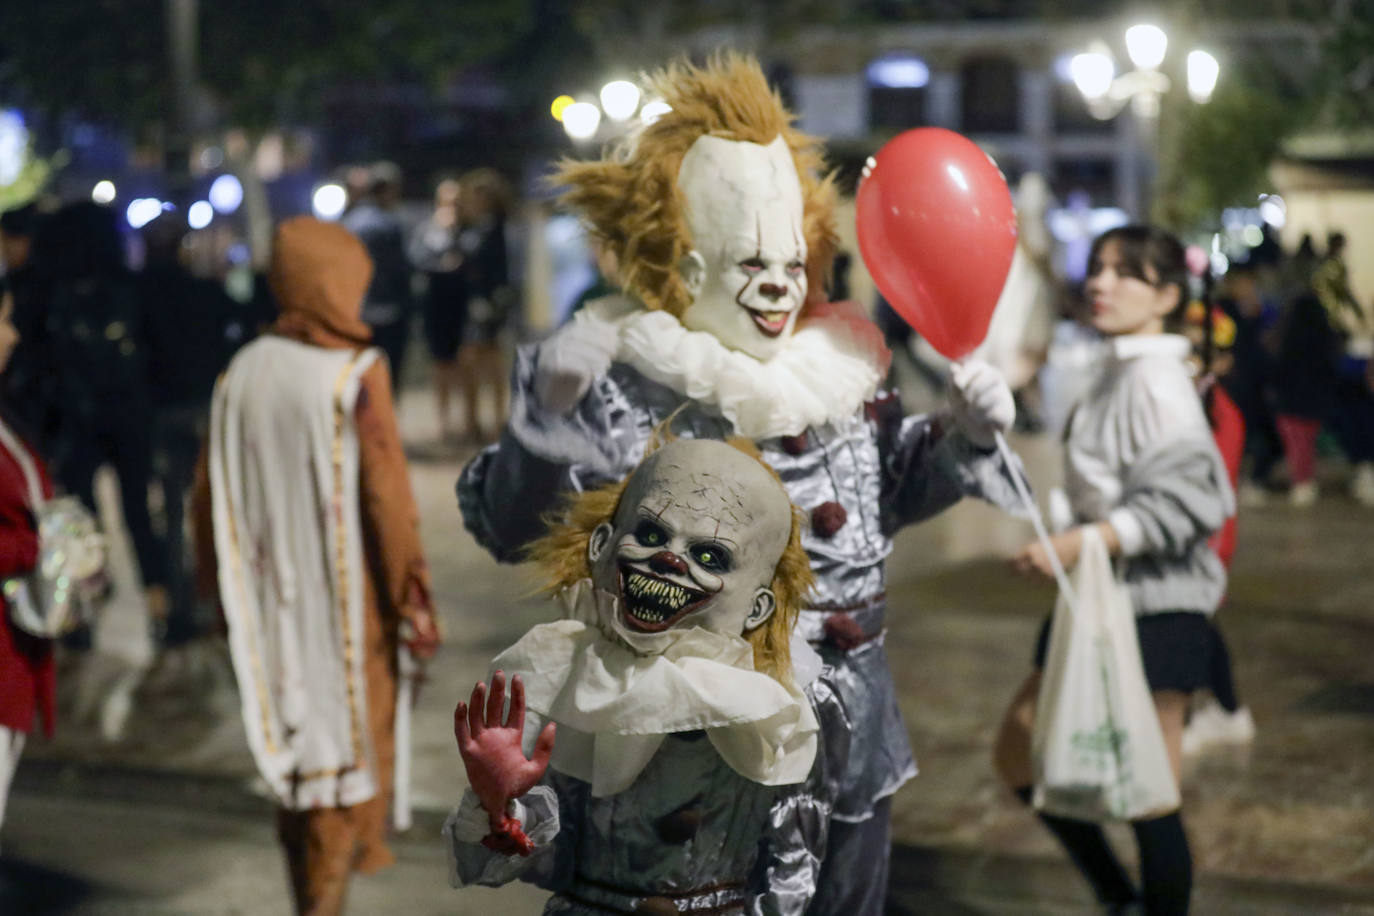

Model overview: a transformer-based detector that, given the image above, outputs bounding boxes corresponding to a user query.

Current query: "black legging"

[1015,787,1192,914]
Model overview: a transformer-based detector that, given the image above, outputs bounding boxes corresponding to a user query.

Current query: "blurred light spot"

[1258,194,1286,228]
[312,183,347,221]
[640,100,672,124]
[126,198,163,230]
[562,102,601,141]
[1071,51,1114,100]
[866,55,929,89]
[1242,225,1264,247]
[599,81,641,121]
[91,180,117,205]
[188,200,214,230]
[0,109,29,185]
[1210,251,1230,276]
[209,174,243,214]
[199,146,225,171]
[1187,50,1220,103]
[550,95,575,122]
[1125,24,1168,71]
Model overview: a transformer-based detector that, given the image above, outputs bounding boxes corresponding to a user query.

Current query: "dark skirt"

[1033,610,1212,694]
[423,271,468,361]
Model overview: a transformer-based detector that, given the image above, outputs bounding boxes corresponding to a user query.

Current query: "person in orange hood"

[195,216,439,915]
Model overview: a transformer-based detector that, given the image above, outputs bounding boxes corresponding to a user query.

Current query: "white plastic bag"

[1031,525,1179,821]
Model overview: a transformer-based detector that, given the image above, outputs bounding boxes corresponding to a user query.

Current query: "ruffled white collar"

[581,297,890,440]
[490,580,819,797]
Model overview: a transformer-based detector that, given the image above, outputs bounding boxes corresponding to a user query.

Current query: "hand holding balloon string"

[855,127,1077,612]
[454,671,557,856]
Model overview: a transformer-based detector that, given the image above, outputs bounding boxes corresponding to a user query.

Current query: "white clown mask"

[588,439,793,650]
[676,135,808,362]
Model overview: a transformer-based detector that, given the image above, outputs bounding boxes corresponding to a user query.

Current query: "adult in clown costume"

[457,53,1021,913]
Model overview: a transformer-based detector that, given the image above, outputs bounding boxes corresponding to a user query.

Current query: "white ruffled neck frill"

[490,580,819,797]
[580,296,891,440]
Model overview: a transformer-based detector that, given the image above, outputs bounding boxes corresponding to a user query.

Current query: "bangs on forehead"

[1091,234,1157,285]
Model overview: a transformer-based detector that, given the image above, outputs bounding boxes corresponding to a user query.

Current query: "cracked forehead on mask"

[676,135,808,360]
[608,441,791,585]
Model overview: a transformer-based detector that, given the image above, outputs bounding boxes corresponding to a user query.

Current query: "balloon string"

[994,429,1079,616]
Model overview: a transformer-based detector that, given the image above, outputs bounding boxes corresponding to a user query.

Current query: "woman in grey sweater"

[993,225,1235,915]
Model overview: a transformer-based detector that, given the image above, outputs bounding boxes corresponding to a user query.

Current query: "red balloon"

[855,128,1018,360]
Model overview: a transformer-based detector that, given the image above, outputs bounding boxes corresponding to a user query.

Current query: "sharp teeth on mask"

[624,571,696,620]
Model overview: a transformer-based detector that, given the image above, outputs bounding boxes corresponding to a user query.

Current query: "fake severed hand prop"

[454,671,557,856]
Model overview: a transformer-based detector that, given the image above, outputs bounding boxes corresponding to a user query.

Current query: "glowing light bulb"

[1070,51,1114,100]
[188,200,214,230]
[311,183,347,221]
[209,174,243,214]
[1187,50,1219,103]
[550,95,575,122]
[1125,24,1168,71]
[599,80,641,121]
[562,102,602,140]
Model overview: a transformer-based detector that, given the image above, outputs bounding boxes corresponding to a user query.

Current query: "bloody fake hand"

[454,671,557,856]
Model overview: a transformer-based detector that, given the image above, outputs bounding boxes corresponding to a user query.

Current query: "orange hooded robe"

[195,217,433,915]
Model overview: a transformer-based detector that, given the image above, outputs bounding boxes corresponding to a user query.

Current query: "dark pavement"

[4,385,1374,915]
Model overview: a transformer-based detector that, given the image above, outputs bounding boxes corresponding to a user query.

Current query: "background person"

[995,225,1235,915]
[0,288,55,843]
[198,217,440,915]
[410,177,469,440]
[454,168,514,443]
[137,212,240,655]
[343,162,414,389]
[37,202,166,641]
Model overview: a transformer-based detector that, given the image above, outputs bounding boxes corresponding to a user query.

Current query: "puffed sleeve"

[749,674,851,916]
[1108,366,1235,558]
[445,769,587,893]
[457,343,640,562]
[874,393,1030,535]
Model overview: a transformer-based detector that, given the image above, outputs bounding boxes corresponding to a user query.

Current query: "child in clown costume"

[457,53,1022,913]
[446,436,849,914]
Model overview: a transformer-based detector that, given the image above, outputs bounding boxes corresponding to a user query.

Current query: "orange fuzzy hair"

[525,434,814,687]
[553,51,839,318]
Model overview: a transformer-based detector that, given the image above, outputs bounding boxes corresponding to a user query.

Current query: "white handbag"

[1031,525,1180,821]
[0,419,108,639]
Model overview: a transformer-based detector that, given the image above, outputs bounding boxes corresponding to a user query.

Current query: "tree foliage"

[0,1,535,133]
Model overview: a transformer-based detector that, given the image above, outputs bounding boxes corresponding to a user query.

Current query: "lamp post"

[1070,24,1219,219]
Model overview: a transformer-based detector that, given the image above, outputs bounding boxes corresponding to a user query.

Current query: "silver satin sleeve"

[749,675,850,916]
[445,784,576,892]
[880,405,1031,532]
[457,359,1024,824]
[457,345,733,562]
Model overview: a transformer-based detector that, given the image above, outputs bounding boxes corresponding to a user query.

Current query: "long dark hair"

[1088,224,1190,329]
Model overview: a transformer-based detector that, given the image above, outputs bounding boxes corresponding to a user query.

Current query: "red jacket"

[1207,385,1244,570]
[0,423,55,737]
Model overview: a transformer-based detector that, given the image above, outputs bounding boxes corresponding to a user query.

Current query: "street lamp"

[1069,23,1220,217]
[551,79,650,142]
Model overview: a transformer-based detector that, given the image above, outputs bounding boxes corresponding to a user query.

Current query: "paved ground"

[5,372,1374,914]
